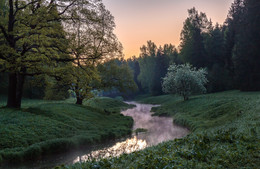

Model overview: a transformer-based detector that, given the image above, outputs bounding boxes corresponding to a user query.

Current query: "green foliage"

[137,41,178,95]
[203,25,233,92]
[65,1,122,63]
[179,7,238,93]
[70,65,100,104]
[138,41,157,93]
[65,91,260,169]
[0,0,73,108]
[179,7,211,68]
[0,1,69,73]
[126,56,143,95]
[44,77,70,100]
[232,0,260,91]
[0,96,133,164]
[61,2,123,104]
[204,25,224,69]
[98,59,137,95]
[23,75,46,99]
[0,0,123,107]
[162,64,208,100]
[207,64,232,92]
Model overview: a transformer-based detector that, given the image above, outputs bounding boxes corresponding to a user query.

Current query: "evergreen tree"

[127,56,143,94]
[222,0,244,80]
[179,8,211,68]
[163,44,180,65]
[138,41,157,93]
[233,0,260,91]
[151,47,170,95]
[204,25,233,92]
[133,59,143,93]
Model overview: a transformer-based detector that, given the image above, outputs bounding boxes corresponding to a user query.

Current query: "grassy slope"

[66,91,260,169]
[0,97,133,164]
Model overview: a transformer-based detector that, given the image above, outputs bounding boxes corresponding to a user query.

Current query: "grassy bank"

[65,91,260,168]
[0,97,133,164]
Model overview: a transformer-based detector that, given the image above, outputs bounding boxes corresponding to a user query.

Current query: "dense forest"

[125,0,260,97]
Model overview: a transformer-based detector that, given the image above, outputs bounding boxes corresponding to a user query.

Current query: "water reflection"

[73,102,189,163]
[123,102,188,146]
[73,136,147,163]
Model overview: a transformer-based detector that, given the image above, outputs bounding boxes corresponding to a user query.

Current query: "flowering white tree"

[162,64,208,101]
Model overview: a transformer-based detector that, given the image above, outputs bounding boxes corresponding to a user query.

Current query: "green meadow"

[0,97,133,164]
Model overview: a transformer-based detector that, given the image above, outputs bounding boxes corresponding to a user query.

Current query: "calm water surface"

[2,102,189,169]
[122,102,189,146]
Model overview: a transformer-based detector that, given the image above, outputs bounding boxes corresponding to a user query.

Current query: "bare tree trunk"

[76,97,83,105]
[183,95,189,101]
[7,73,18,108]
[75,85,83,105]
[16,73,25,108]
[6,1,18,108]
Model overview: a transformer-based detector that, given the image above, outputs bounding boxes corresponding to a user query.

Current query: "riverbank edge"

[64,90,259,168]
[0,100,135,166]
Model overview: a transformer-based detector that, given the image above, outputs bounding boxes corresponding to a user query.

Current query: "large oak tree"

[0,0,79,108]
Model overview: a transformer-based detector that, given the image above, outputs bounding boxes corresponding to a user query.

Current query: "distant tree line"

[125,0,260,97]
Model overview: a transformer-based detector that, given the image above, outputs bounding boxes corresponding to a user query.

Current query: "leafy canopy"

[62,1,122,104]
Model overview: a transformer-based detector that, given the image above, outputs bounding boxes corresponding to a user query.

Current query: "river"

[3,102,189,169]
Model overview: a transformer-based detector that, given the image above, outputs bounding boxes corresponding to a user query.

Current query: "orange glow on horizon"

[103,0,234,59]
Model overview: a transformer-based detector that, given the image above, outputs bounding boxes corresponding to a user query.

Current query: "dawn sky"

[102,0,234,59]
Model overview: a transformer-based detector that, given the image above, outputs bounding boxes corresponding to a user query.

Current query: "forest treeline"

[124,0,260,97]
[0,0,259,104]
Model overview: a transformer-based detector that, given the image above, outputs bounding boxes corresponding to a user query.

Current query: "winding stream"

[3,102,189,169]
[121,102,189,146]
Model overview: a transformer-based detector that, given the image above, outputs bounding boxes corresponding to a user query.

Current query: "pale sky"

[102,0,234,59]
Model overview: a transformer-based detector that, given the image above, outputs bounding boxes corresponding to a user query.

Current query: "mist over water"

[122,102,189,146]
[73,102,189,162]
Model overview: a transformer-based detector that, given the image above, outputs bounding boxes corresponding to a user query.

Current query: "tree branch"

[20,44,40,56]
[58,0,77,16]
[0,24,9,41]
[23,72,43,76]
[0,54,7,61]
[14,0,39,16]
[14,31,41,41]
